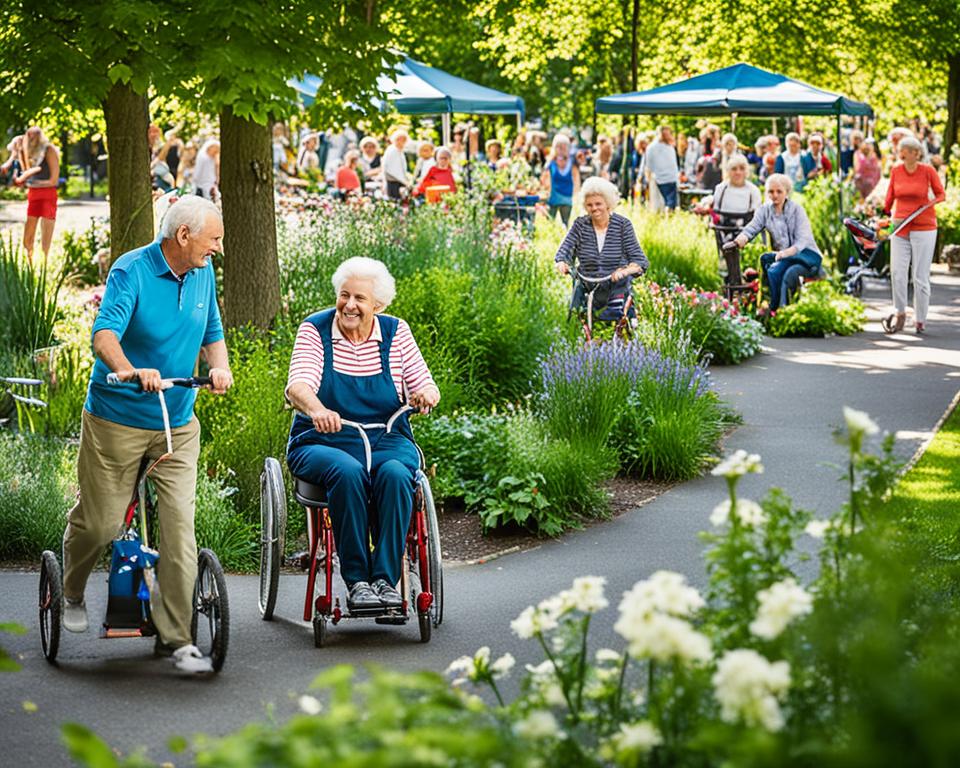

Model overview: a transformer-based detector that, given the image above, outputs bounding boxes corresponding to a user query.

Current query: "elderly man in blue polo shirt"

[61,195,233,674]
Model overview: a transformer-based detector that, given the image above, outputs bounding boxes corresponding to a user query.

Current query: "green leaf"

[61,724,119,768]
[107,63,132,84]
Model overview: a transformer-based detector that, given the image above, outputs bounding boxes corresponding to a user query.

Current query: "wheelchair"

[259,404,443,646]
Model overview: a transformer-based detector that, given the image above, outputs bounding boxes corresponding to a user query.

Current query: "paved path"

[1,270,959,766]
[0,198,109,238]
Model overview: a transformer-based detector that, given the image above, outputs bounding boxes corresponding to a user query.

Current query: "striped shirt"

[554,212,649,277]
[286,314,435,401]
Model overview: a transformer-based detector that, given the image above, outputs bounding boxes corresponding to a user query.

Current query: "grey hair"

[552,133,571,148]
[435,146,452,160]
[579,176,620,210]
[726,154,749,171]
[721,132,738,147]
[159,194,222,240]
[390,128,409,143]
[898,135,923,154]
[331,257,396,310]
[765,173,793,195]
[785,132,801,143]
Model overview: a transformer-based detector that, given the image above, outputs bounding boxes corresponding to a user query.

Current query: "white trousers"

[890,229,937,323]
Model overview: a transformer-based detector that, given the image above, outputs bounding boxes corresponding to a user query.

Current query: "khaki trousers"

[63,409,201,647]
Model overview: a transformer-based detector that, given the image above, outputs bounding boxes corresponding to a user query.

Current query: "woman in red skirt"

[15,126,60,263]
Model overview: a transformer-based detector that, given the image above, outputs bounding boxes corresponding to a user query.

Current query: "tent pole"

[516,112,521,135]
[837,111,844,220]
[731,112,737,132]
[442,113,451,147]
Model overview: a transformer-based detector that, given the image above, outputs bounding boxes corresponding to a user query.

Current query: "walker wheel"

[39,550,62,664]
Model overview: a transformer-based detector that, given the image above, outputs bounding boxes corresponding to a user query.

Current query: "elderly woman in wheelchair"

[732,173,823,312]
[554,177,649,340]
[284,257,440,614]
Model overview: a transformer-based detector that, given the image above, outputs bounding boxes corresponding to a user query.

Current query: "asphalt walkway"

[1,269,958,766]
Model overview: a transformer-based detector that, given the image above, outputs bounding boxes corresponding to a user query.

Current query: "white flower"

[525,660,557,680]
[445,654,474,686]
[617,571,705,619]
[595,648,622,664]
[511,602,560,639]
[804,519,833,539]
[750,578,814,640]
[473,646,491,667]
[614,721,663,752]
[614,611,712,664]
[514,710,561,740]
[563,576,609,613]
[712,649,791,731]
[843,406,879,438]
[297,695,322,715]
[712,449,764,479]
[490,652,515,680]
[710,498,767,527]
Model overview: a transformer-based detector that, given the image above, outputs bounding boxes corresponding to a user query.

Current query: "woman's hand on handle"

[733,233,748,249]
[409,385,440,412]
[310,406,342,434]
[555,261,570,276]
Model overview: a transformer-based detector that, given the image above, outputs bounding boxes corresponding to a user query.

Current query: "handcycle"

[259,403,443,647]
[569,268,636,343]
[39,374,230,671]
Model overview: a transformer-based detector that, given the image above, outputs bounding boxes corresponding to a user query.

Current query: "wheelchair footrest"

[343,605,407,620]
[374,616,408,625]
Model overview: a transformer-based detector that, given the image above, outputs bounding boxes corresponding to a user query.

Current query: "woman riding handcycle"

[554,177,649,341]
[278,257,441,643]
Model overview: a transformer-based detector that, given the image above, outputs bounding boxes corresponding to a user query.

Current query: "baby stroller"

[843,202,935,300]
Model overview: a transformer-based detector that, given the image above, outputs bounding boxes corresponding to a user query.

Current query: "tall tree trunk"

[219,107,280,330]
[630,0,639,92]
[944,53,960,159]
[102,82,153,262]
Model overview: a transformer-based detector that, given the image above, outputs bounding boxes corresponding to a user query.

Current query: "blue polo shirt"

[85,240,224,430]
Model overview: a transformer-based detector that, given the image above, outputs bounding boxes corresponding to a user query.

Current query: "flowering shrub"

[765,279,866,337]
[634,281,764,366]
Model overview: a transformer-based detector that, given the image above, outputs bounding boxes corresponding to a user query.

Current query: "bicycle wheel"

[39,550,62,664]
[259,457,286,620]
[192,548,229,672]
[420,474,444,628]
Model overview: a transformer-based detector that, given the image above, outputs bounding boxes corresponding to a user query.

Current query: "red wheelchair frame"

[259,405,443,646]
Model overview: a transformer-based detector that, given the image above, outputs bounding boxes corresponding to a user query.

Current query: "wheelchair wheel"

[259,457,287,620]
[192,548,229,672]
[39,550,62,664]
[421,474,444,628]
[418,611,431,643]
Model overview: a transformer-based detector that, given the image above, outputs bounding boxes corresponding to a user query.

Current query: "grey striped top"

[554,212,649,279]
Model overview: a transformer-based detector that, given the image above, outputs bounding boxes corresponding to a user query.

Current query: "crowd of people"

[2,113,950,333]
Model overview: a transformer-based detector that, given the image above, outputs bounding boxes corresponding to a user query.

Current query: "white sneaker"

[63,598,88,633]
[171,644,214,674]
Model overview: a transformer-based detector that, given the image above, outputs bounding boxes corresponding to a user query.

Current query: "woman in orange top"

[882,135,946,334]
[335,150,362,196]
[414,146,456,200]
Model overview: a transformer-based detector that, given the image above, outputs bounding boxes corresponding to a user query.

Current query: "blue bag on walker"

[104,533,159,630]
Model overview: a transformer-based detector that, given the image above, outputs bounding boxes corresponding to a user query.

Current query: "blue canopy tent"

[594,63,872,117]
[290,55,525,145]
[595,63,872,214]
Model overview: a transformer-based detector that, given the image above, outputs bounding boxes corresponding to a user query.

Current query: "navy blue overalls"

[286,309,420,587]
